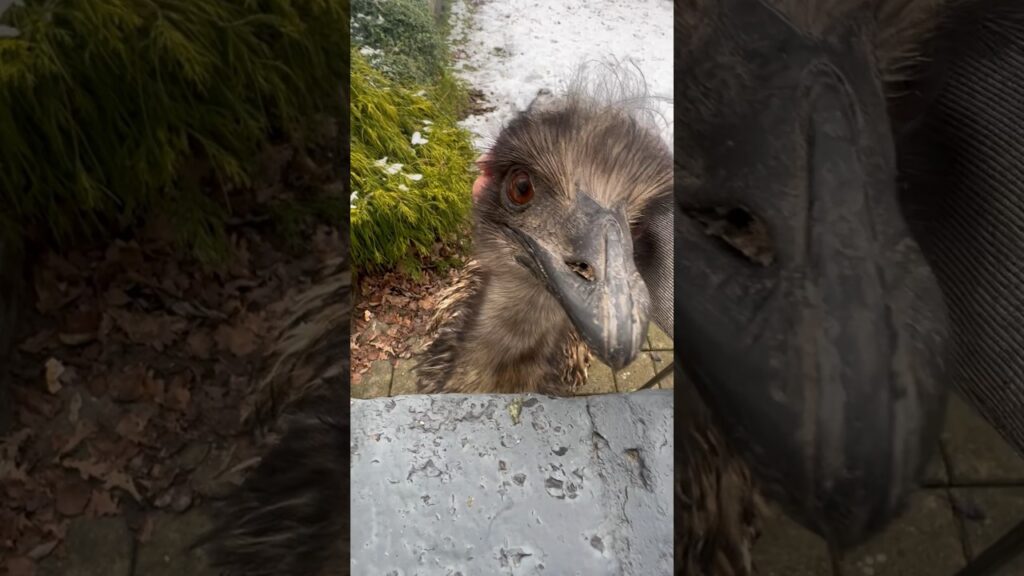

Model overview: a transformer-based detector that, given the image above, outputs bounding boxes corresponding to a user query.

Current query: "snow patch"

[450,0,673,151]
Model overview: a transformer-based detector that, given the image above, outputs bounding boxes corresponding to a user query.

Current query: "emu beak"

[675,0,950,547]
[512,193,650,370]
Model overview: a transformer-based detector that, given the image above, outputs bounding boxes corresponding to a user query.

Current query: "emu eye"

[506,171,534,205]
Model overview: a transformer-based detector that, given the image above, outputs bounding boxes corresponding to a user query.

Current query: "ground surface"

[351,390,674,575]
[0,138,343,575]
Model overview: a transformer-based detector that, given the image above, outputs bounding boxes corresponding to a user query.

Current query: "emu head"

[471,87,672,370]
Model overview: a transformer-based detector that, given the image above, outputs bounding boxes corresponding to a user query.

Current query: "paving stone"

[614,354,656,392]
[951,486,1024,572]
[647,352,674,390]
[576,360,616,395]
[391,359,418,396]
[648,325,673,350]
[753,503,832,576]
[943,394,1024,484]
[921,440,948,486]
[353,360,391,399]
[350,391,674,575]
[135,510,218,576]
[838,490,965,576]
[39,517,132,576]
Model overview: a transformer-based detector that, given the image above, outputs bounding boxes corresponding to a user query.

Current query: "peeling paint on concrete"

[350,390,673,575]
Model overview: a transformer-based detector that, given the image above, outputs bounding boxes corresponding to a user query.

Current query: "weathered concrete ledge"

[351,391,674,575]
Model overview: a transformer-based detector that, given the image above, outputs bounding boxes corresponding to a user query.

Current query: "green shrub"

[351,0,446,85]
[0,0,347,263]
[350,50,475,272]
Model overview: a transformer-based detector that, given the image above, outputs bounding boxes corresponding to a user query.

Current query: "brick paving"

[352,324,676,399]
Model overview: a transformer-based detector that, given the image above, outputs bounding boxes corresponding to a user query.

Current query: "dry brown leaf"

[67,392,82,425]
[164,374,192,412]
[57,421,95,458]
[61,457,110,481]
[108,364,151,403]
[108,309,187,351]
[104,470,143,502]
[27,540,58,560]
[115,411,152,445]
[85,490,119,517]
[213,324,257,357]
[44,358,64,394]
[185,330,214,360]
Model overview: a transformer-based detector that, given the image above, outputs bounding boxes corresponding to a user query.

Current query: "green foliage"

[0,0,347,263]
[350,51,475,272]
[351,0,446,85]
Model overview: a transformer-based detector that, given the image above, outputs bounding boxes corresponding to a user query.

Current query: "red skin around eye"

[472,152,493,202]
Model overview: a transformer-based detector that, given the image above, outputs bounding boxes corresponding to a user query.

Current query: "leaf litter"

[0,217,341,570]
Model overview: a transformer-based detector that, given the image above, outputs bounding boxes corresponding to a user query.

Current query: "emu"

[415,69,674,394]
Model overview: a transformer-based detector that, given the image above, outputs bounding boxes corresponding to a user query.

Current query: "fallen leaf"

[108,309,187,351]
[213,324,257,357]
[104,470,143,502]
[61,457,110,481]
[85,490,119,517]
[44,358,64,394]
[109,364,153,403]
[164,374,192,412]
[27,540,58,560]
[115,410,152,445]
[185,330,214,360]
[57,421,95,457]
[67,392,82,424]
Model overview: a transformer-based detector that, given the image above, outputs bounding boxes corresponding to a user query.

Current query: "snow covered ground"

[449,0,674,151]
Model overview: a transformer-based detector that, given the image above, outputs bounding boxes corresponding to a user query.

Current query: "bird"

[676,0,1024,574]
[414,65,674,395]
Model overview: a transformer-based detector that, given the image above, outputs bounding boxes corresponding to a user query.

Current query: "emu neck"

[461,267,575,393]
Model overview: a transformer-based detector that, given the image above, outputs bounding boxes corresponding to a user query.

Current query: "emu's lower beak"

[511,194,650,370]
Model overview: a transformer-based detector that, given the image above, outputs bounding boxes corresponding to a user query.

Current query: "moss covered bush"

[0,0,347,262]
[350,50,475,272]
[351,0,446,86]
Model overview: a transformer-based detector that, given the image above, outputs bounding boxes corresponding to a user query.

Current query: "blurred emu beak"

[675,0,950,549]
[510,192,650,370]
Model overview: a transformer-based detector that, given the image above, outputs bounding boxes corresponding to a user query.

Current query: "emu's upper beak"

[510,193,650,370]
[675,0,950,548]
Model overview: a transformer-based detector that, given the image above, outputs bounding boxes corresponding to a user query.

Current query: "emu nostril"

[567,260,596,281]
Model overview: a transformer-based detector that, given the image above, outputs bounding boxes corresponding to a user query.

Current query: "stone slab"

[391,359,418,396]
[353,360,392,399]
[943,394,1024,484]
[838,490,965,576]
[951,486,1024,572]
[614,354,657,393]
[576,361,616,395]
[753,503,832,576]
[922,441,949,486]
[648,326,673,351]
[350,391,674,575]
[135,510,219,576]
[39,517,133,576]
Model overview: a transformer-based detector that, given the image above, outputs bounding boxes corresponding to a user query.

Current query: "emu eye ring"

[506,170,534,206]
